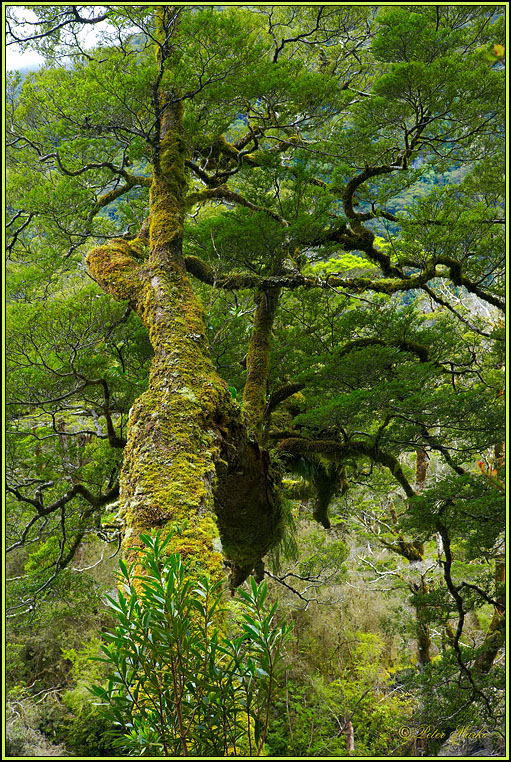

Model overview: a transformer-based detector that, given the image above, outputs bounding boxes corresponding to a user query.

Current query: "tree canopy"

[5,4,506,756]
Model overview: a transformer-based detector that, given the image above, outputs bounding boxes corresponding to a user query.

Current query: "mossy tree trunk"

[242,286,281,444]
[414,448,432,667]
[87,95,281,590]
[473,551,505,674]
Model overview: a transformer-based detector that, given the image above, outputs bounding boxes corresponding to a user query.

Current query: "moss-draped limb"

[275,448,346,530]
[91,177,151,218]
[277,437,415,498]
[186,131,302,187]
[264,382,306,421]
[186,186,288,226]
[242,287,281,442]
[310,461,347,530]
[184,255,442,295]
[379,536,425,563]
[338,337,430,363]
[184,255,257,290]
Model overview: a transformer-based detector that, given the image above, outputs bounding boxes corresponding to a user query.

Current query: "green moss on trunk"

[86,88,281,592]
[87,232,282,588]
[242,287,280,441]
[150,99,188,255]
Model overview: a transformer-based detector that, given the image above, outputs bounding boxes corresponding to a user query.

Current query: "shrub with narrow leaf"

[90,531,292,756]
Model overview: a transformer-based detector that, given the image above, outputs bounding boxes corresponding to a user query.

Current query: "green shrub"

[91,530,292,756]
[58,684,118,757]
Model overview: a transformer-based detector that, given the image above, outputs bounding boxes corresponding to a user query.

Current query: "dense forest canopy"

[5,4,506,757]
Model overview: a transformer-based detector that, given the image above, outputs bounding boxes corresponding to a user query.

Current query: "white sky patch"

[5,6,107,71]
[6,7,43,70]
[6,47,45,71]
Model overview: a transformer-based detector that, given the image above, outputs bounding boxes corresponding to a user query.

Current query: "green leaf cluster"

[90,531,292,756]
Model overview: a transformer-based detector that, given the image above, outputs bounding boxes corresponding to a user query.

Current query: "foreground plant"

[91,531,292,756]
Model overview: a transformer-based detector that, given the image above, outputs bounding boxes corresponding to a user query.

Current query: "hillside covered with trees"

[5,4,506,757]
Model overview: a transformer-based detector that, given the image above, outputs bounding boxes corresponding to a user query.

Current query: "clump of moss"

[86,240,142,304]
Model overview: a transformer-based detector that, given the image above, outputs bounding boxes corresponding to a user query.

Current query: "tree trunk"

[414,448,432,667]
[415,582,432,667]
[345,720,355,755]
[242,286,280,443]
[474,551,505,674]
[86,99,281,590]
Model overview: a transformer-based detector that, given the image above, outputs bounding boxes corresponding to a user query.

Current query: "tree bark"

[242,286,281,443]
[86,98,281,589]
[414,448,432,667]
[345,719,355,755]
[474,551,505,674]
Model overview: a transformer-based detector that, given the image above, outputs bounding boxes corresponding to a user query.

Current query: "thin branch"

[6,7,110,46]
[6,481,120,544]
[186,186,289,226]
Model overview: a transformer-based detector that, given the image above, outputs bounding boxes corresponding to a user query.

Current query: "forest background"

[4,3,506,757]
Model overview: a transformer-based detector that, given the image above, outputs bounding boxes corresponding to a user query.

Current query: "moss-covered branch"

[264,383,305,420]
[186,254,501,311]
[184,254,440,295]
[277,437,415,498]
[311,461,347,529]
[184,256,296,289]
[435,256,505,312]
[337,337,430,363]
[86,238,143,306]
[378,536,425,563]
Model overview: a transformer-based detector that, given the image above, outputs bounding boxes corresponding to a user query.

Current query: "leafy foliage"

[5,4,505,755]
[90,531,292,756]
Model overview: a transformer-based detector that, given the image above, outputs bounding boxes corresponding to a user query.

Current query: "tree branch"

[277,437,415,497]
[6,481,120,529]
[186,186,289,226]
[184,255,439,294]
[264,383,305,420]
[6,6,110,46]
